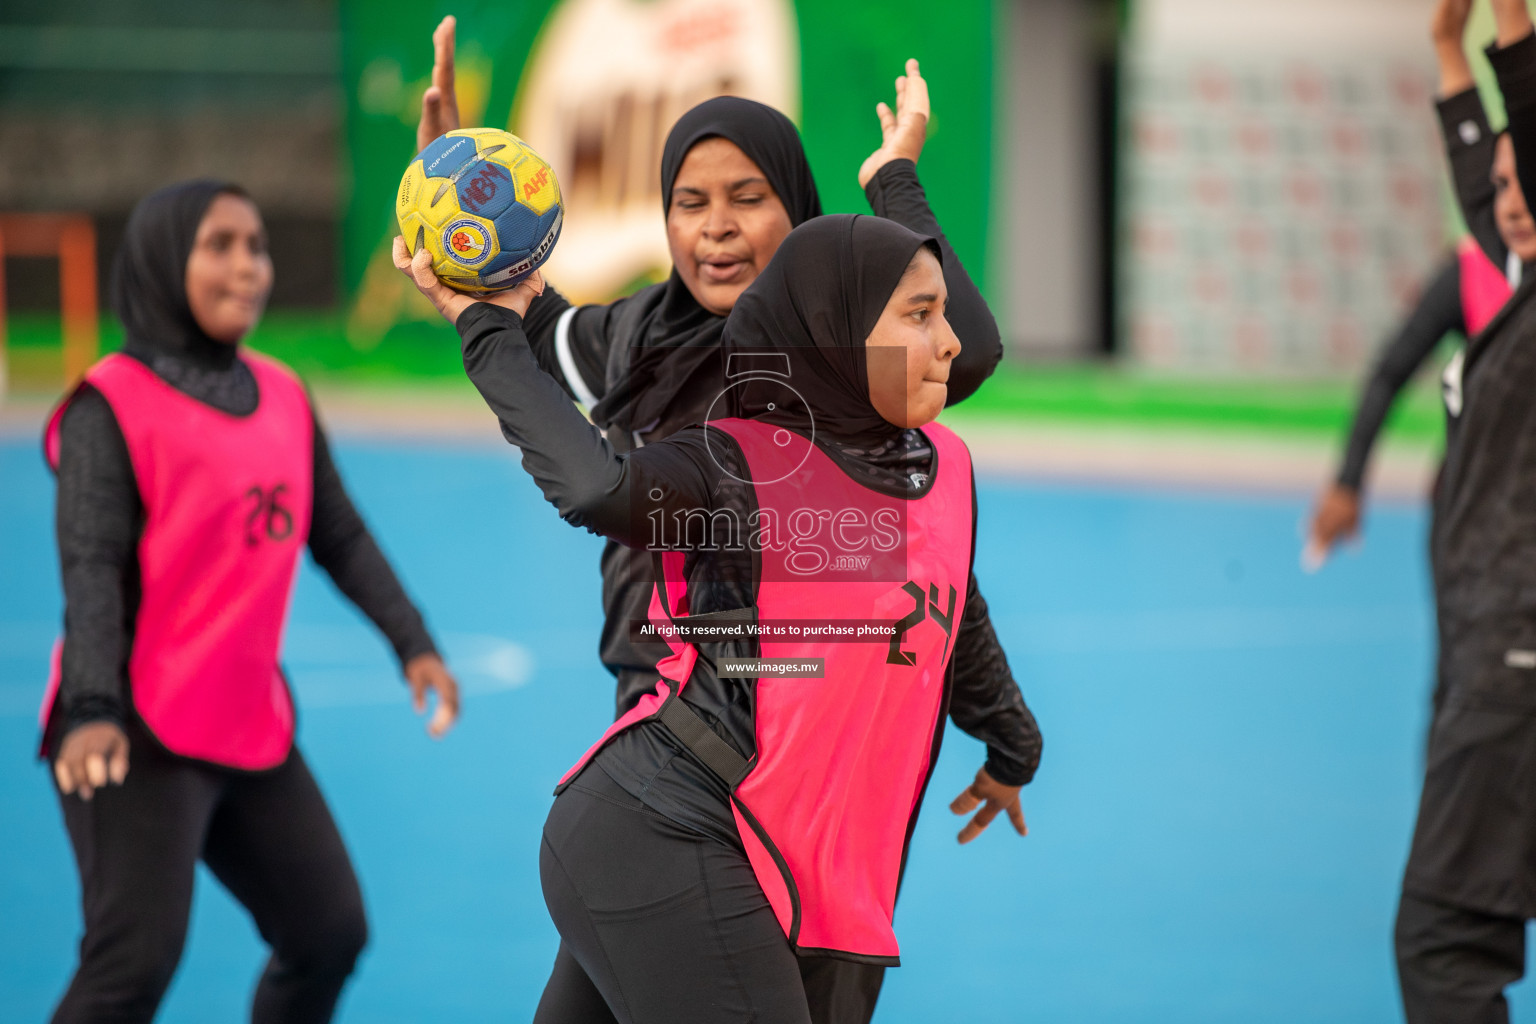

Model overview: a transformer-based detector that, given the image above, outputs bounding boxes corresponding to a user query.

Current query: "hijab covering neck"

[114,179,245,372]
[588,97,822,435]
[721,214,938,449]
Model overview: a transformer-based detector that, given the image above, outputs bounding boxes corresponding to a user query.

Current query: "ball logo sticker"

[443,219,491,268]
[522,166,551,200]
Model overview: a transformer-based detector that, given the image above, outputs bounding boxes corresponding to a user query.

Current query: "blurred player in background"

[42,181,459,1024]
[1304,0,1536,568]
[1303,236,1511,568]
[1391,0,1536,1020]
[415,18,1009,1024]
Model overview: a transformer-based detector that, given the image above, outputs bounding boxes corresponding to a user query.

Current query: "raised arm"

[412,15,611,405]
[1434,0,1507,266]
[416,16,460,153]
[859,60,1003,405]
[1488,0,1536,225]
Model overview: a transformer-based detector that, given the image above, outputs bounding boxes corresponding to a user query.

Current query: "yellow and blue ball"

[397,128,563,295]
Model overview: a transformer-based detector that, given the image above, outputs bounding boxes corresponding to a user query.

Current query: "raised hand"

[417,16,461,153]
[1432,0,1474,45]
[54,721,130,801]
[1431,0,1476,96]
[392,235,545,323]
[1491,0,1536,47]
[858,58,931,189]
[949,766,1028,845]
[405,652,461,739]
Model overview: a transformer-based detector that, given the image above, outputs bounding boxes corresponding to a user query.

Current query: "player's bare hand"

[1491,0,1536,48]
[417,16,461,152]
[949,766,1027,844]
[858,59,931,189]
[392,235,545,323]
[1431,0,1474,45]
[404,652,460,739]
[1302,483,1361,572]
[54,721,130,801]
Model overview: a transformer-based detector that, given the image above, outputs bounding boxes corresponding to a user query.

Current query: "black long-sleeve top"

[1426,29,1536,710]
[456,301,1040,846]
[1436,43,1536,285]
[1334,255,1464,491]
[511,159,1008,714]
[1438,87,1510,274]
[47,351,438,755]
[1489,33,1536,255]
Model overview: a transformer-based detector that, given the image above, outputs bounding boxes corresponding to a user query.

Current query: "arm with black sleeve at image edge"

[306,411,438,667]
[52,387,137,740]
[1488,30,1536,241]
[947,572,1041,787]
[1334,255,1465,491]
[1437,87,1506,269]
[864,159,1003,406]
[455,302,718,544]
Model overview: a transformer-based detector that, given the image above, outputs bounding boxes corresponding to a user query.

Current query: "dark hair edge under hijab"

[113,179,251,372]
[587,97,823,436]
[721,214,940,449]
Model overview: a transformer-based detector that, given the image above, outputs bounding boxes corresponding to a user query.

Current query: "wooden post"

[59,218,98,385]
[0,213,100,390]
[0,221,8,401]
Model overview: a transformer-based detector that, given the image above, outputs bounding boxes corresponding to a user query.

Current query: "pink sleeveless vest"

[1458,236,1513,337]
[560,418,975,962]
[41,351,313,769]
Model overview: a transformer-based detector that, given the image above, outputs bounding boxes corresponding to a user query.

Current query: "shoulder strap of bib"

[650,551,754,787]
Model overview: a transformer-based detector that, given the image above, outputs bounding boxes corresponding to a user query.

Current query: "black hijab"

[588,97,822,435]
[114,179,245,371]
[721,214,938,448]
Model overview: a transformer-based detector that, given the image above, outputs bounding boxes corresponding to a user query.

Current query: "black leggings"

[51,723,367,1024]
[535,768,885,1024]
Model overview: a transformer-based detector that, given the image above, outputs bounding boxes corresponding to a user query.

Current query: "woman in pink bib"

[398,214,1041,1023]
[43,181,460,1024]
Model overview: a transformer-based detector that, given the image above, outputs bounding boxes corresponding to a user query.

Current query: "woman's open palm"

[859,59,932,188]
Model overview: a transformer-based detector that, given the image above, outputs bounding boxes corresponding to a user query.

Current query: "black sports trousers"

[1396,891,1527,1024]
[534,766,884,1024]
[50,720,367,1024]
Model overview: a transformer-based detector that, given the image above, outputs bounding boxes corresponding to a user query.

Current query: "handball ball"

[397,128,564,295]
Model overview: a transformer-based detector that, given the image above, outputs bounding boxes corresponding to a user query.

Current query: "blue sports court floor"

[3,430,1533,1022]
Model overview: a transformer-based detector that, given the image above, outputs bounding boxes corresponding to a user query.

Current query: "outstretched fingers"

[900,59,931,122]
[1007,799,1028,836]
[417,16,460,149]
[432,15,457,97]
[950,780,983,816]
[428,676,461,738]
[958,799,1003,844]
